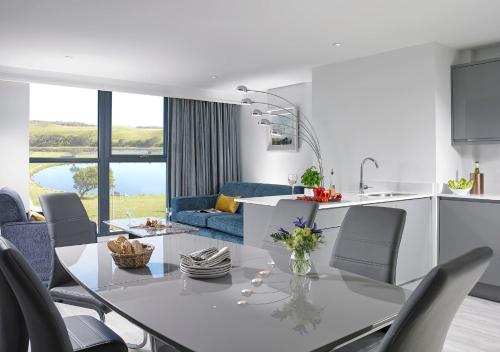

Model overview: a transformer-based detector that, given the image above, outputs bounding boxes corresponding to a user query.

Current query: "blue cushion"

[207,214,243,237]
[174,211,224,227]
[0,187,28,225]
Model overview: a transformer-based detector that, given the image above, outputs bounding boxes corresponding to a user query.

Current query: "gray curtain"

[168,98,241,198]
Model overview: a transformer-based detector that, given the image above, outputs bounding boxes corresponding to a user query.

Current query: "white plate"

[181,270,231,279]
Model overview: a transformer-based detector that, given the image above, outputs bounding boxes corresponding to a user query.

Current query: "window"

[109,163,167,220]
[28,84,167,235]
[112,92,164,155]
[29,84,98,158]
[30,163,99,222]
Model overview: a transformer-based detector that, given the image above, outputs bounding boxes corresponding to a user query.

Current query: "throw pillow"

[215,194,241,213]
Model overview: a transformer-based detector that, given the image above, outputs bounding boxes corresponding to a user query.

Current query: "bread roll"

[120,240,133,255]
[107,240,121,254]
[116,235,128,243]
[131,240,144,254]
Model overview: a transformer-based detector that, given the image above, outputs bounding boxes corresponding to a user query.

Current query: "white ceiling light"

[332,42,342,47]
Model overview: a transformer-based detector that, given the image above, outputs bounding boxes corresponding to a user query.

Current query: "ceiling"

[1,0,500,93]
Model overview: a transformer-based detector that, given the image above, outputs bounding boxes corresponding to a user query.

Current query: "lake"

[32,163,166,195]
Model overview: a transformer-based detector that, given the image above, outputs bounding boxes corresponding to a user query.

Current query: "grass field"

[29,121,166,224]
[29,121,163,157]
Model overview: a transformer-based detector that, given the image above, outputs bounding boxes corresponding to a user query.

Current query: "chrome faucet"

[359,157,379,194]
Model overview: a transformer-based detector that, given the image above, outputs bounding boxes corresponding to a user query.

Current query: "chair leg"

[127,330,148,350]
[94,308,147,349]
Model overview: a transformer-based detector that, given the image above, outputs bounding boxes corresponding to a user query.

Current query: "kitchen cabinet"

[452,59,500,143]
[439,198,500,302]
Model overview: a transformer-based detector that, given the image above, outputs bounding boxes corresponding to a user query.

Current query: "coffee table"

[103,218,198,238]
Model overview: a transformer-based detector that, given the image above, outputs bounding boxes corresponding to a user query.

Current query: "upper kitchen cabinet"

[452,58,500,143]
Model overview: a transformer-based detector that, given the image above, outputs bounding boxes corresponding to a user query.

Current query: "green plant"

[300,166,323,188]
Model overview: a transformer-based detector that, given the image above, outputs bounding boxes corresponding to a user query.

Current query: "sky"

[29,83,163,127]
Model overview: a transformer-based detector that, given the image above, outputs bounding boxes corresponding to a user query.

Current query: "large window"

[111,92,164,155]
[29,84,98,158]
[29,84,167,233]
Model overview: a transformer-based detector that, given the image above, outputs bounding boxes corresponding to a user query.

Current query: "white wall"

[0,80,29,207]
[433,44,462,184]
[240,83,314,184]
[312,44,439,191]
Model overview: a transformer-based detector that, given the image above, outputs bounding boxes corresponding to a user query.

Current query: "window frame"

[29,87,169,235]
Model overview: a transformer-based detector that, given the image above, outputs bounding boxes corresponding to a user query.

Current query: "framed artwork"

[267,106,298,151]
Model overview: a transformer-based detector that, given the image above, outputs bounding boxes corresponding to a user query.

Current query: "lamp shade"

[236,85,248,93]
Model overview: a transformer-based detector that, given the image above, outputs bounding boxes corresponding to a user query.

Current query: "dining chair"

[40,192,147,349]
[262,199,320,254]
[336,246,493,352]
[39,193,111,322]
[330,206,406,284]
[0,237,128,352]
[0,257,29,352]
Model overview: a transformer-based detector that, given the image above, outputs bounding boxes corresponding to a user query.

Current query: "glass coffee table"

[103,218,199,239]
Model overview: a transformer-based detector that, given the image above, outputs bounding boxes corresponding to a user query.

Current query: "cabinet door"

[452,61,500,142]
[439,199,500,286]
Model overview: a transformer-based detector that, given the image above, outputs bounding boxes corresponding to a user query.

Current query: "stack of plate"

[180,247,231,279]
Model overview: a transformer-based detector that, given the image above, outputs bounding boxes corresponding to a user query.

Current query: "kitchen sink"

[366,192,415,197]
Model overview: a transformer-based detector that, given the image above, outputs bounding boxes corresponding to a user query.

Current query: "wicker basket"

[110,244,155,269]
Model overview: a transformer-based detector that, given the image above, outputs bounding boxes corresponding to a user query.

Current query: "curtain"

[168,98,241,198]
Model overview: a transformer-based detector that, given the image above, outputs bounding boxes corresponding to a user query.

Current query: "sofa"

[171,182,304,244]
[0,187,52,282]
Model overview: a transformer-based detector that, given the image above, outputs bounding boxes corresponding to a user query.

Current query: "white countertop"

[237,192,434,209]
[439,193,500,202]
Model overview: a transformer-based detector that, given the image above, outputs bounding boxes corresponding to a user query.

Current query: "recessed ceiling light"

[211,74,218,79]
[64,55,73,59]
[332,42,342,47]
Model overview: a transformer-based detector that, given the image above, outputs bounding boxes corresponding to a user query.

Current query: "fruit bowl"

[449,186,472,196]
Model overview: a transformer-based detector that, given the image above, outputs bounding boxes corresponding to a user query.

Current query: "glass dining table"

[55,234,410,352]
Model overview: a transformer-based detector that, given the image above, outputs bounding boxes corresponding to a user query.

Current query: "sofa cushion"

[175,211,225,227]
[207,214,243,237]
[0,187,28,225]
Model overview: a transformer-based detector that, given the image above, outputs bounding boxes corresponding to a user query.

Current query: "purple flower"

[293,217,307,229]
[278,227,290,235]
[311,223,323,234]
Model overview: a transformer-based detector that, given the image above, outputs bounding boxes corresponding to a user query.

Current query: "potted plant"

[300,166,323,196]
[270,217,323,275]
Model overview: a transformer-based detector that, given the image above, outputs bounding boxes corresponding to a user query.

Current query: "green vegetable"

[448,178,473,189]
[301,166,323,188]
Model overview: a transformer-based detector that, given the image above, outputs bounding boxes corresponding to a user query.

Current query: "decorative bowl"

[448,186,472,196]
[110,244,155,269]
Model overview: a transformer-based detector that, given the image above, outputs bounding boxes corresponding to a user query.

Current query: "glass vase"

[289,251,312,276]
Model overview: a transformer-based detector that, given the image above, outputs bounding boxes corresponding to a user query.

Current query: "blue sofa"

[171,182,303,243]
[0,187,52,282]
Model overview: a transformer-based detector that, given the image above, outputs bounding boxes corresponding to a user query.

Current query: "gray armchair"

[0,187,52,282]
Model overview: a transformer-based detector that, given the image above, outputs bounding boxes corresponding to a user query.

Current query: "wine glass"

[165,207,172,227]
[126,209,133,226]
[288,174,298,195]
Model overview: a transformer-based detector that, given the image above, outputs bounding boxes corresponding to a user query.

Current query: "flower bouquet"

[270,217,323,275]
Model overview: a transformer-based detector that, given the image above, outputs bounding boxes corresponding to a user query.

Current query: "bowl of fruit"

[447,178,474,196]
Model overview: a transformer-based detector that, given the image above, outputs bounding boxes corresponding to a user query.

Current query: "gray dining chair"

[262,199,320,255]
[40,192,147,349]
[0,253,29,352]
[336,246,493,352]
[0,237,128,352]
[39,193,111,321]
[330,206,406,284]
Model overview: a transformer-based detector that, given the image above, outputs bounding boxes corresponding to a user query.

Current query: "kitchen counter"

[237,192,434,209]
[240,191,434,285]
[439,193,500,202]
